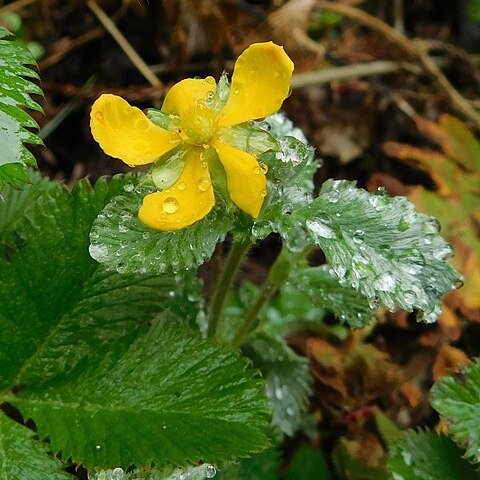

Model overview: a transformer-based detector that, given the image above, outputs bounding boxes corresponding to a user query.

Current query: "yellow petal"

[91,94,180,166]
[138,149,215,231]
[217,42,294,128]
[214,142,266,218]
[161,77,216,115]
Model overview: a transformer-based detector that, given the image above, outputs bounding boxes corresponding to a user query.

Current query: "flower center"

[179,104,217,145]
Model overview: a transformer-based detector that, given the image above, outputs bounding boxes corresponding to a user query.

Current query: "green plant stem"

[231,246,308,348]
[207,238,252,338]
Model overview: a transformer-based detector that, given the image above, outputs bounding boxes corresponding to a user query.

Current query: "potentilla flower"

[90,42,294,231]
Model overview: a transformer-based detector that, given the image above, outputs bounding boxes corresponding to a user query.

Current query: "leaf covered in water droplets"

[251,113,317,250]
[0,27,43,189]
[387,430,479,480]
[243,333,312,439]
[294,179,461,323]
[90,178,234,274]
[431,360,480,464]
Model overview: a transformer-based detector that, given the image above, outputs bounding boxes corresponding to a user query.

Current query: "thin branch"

[316,0,480,130]
[0,0,39,16]
[87,0,162,88]
[291,60,417,89]
[39,27,104,70]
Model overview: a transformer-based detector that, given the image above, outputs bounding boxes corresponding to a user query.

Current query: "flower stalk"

[207,238,252,338]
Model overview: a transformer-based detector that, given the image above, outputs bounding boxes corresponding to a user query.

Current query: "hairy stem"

[231,245,308,348]
[207,238,252,338]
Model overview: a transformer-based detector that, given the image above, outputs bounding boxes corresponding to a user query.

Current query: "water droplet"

[95,444,101,450]
[123,183,134,193]
[201,160,208,169]
[253,165,261,175]
[163,197,179,214]
[95,111,103,121]
[274,386,284,400]
[89,244,109,262]
[205,465,217,478]
[403,290,417,304]
[198,177,211,192]
[454,278,464,289]
[306,220,336,239]
[259,162,268,174]
[177,182,186,191]
[353,229,365,243]
[260,189,267,198]
[234,89,239,95]
[368,296,380,309]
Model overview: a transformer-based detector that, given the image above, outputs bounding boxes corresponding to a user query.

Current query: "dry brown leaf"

[432,344,470,381]
[401,381,421,408]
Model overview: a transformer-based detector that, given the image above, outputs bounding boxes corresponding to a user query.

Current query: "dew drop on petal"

[198,177,211,192]
[95,111,103,121]
[260,189,267,198]
[260,162,268,174]
[253,165,261,175]
[177,182,186,191]
[163,197,179,214]
[234,89,240,95]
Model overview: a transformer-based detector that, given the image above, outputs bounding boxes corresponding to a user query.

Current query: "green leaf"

[0,27,43,188]
[469,0,480,22]
[251,113,317,251]
[11,318,270,468]
[285,445,331,480]
[243,333,311,438]
[0,170,55,232]
[288,266,373,328]
[295,180,461,322]
[217,449,280,480]
[90,180,233,274]
[388,430,480,479]
[431,360,480,463]
[0,414,72,479]
[0,174,201,389]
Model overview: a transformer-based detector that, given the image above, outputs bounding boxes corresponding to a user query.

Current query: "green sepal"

[217,123,280,156]
[150,145,189,190]
[146,108,174,129]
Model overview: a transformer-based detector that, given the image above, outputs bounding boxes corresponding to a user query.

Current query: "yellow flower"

[90,42,294,231]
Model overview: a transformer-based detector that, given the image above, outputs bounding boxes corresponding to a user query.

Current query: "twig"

[39,27,104,70]
[87,0,161,88]
[0,0,39,16]
[291,60,418,89]
[316,0,480,130]
[39,76,96,140]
